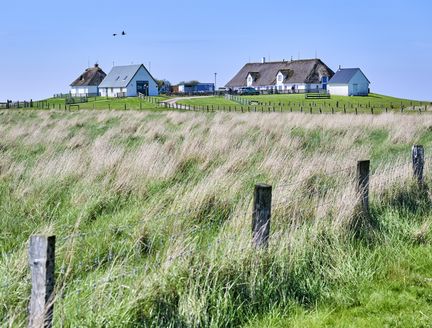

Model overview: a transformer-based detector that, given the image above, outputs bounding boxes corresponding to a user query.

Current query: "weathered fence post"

[29,235,56,328]
[252,184,272,248]
[356,160,370,220]
[412,145,424,185]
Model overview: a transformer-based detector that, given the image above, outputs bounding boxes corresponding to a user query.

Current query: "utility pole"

[214,72,217,94]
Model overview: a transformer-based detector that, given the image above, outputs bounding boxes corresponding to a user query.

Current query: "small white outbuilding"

[327,68,370,96]
[99,64,158,97]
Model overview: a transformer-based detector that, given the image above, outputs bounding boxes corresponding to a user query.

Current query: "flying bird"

[121,31,126,36]
[112,33,117,36]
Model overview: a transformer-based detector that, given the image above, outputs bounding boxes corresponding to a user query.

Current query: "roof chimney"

[338,65,341,70]
[94,63,99,68]
[262,57,266,64]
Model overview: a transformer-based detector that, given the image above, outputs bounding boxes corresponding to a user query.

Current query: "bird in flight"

[113,31,126,36]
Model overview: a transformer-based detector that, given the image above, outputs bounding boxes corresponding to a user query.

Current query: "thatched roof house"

[226,58,334,92]
[70,64,107,97]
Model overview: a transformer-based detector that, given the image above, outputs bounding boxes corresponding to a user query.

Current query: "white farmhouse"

[70,64,106,97]
[99,64,158,97]
[327,68,370,96]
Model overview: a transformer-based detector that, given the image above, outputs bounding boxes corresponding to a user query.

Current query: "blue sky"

[1,0,431,101]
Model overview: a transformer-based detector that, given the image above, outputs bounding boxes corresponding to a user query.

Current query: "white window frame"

[277,73,283,83]
[247,75,253,86]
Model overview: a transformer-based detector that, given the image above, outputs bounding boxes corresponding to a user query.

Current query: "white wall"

[328,84,349,96]
[127,66,159,97]
[100,87,123,97]
[70,85,99,96]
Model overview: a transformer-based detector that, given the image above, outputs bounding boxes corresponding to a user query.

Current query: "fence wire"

[2,145,432,317]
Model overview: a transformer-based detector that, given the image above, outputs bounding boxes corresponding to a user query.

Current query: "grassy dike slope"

[176,93,430,111]
[1,110,432,327]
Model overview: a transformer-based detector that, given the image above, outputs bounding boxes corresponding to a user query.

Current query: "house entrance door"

[137,81,149,96]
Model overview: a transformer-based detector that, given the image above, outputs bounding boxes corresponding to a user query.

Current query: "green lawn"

[244,243,432,327]
[178,93,431,114]
[19,93,432,114]
[242,93,428,108]
[34,96,169,110]
[177,96,239,107]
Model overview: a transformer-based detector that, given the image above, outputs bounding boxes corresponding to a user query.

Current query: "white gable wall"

[126,66,159,97]
[348,70,369,96]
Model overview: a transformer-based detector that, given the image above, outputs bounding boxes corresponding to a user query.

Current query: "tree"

[156,79,172,94]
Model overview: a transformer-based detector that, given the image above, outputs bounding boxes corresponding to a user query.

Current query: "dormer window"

[115,76,120,81]
[277,73,283,83]
[247,75,253,86]
[123,76,128,81]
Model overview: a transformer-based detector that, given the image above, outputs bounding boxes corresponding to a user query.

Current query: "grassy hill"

[1,110,432,326]
[30,93,431,114]
[177,93,430,114]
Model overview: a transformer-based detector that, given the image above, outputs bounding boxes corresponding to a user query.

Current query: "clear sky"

[1,0,431,101]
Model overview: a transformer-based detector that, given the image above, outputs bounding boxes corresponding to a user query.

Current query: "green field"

[177,93,430,114]
[176,96,240,107]
[35,96,168,110]
[18,93,432,115]
[1,110,432,326]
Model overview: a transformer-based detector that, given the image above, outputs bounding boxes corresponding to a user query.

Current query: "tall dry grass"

[1,110,432,326]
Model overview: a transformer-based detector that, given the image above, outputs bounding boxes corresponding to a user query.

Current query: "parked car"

[238,87,259,95]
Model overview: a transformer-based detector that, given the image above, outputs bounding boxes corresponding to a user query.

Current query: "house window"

[123,76,128,81]
[115,76,120,81]
[247,76,252,86]
[277,74,283,82]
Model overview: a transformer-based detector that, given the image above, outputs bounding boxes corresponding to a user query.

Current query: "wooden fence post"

[356,160,370,219]
[412,145,424,185]
[252,184,272,248]
[29,235,56,328]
